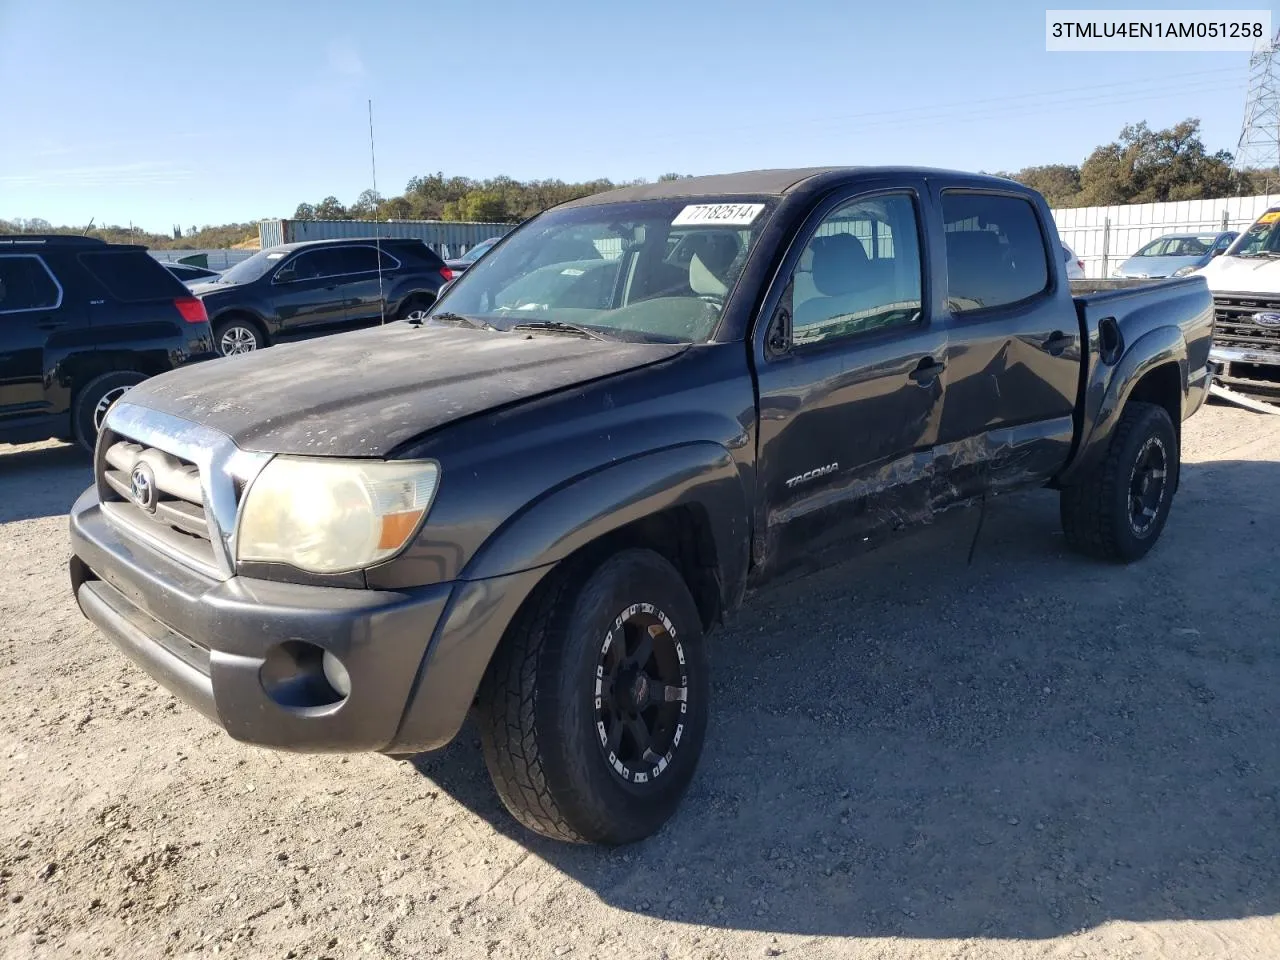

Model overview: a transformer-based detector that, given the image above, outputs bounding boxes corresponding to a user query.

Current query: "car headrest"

[687,233,742,297]
[811,233,870,296]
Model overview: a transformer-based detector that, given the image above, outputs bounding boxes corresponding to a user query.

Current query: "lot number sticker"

[1258,210,1280,224]
[672,203,765,227]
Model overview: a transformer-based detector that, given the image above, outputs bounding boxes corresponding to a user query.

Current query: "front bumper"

[69,487,548,753]
[1210,345,1280,401]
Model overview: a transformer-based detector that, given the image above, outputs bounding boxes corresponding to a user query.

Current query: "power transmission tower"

[1236,29,1280,196]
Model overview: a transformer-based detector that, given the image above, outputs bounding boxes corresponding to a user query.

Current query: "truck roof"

[558,166,1025,208]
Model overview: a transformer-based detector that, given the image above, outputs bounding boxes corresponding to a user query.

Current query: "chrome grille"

[97,432,220,575]
[94,401,274,581]
[1213,294,1280,354]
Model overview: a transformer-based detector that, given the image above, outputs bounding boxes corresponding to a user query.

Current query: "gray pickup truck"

[69,168,1213,846]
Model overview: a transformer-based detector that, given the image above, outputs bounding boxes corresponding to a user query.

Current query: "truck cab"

[1193,206,1280,403]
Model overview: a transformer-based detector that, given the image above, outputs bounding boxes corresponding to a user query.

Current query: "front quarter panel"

[366,344,756,596]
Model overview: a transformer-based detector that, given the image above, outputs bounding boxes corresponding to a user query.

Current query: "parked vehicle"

[444,236,501,275]
[1062,242,1085,279]
[1111,230,1237,279]
[162,262,222,285]
[190,238,453,356]
[70,168,1212,846]
[1,235,213,450]
[1195,210,1280,403]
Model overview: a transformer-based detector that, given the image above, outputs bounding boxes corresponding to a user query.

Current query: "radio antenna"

[82,217,95,236]
[369,98,386,324]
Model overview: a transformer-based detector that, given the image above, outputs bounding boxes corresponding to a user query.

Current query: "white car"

[1062,243,1085,279]
[1195,210,1280,404]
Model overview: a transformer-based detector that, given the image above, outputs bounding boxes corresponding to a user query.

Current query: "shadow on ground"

[411,458,1280,939]
[0,443,91,523]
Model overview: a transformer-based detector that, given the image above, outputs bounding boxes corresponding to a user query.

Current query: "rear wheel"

[477,548,709,845]
[1060,401,1179,562]
[396,295,434,323]
[72,371,146,452]
[214,318,264,356]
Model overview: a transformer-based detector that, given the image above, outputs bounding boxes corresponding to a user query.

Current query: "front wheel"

[477,548,710,845]
[214,319,264,356]
[1060,400,1179,562]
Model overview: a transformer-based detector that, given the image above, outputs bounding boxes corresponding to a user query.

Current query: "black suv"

[0,235,214,451]
[190,238,453,356]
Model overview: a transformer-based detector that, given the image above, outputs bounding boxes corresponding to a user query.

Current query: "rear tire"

[72,371,146,452]
[396,295,434,323]
[1060,400,1178,562]
[477,548,709,845]
[213,318,264,356]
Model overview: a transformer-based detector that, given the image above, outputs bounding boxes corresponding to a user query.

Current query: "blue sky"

[0,0,1275,232]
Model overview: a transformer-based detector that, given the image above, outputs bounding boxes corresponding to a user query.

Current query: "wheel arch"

[1058,325,1187,487]
[210,309,270,345]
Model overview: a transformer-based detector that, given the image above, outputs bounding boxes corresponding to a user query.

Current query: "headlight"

[1172,266,1195,277]
[237,457,440,574]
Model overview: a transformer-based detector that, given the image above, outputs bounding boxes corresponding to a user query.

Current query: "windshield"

[217,247,290,284]
[428,197,776,343]
[458,237,498,264]
[1226,210,1280,257]
[1133,236,1215,258]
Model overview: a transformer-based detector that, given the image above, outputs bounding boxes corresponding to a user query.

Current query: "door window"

[0,255,61,313]
[941,193,1049,313]
[789,194,924,347]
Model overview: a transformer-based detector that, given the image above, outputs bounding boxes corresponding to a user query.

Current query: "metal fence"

[148,249,258,270]
[257,218,513,259]
[1052,193,1278,278]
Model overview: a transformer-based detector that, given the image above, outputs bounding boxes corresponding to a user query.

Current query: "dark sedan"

[444,235,501,275]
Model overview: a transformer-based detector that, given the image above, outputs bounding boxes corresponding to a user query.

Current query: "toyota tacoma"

[69,168,1213,845]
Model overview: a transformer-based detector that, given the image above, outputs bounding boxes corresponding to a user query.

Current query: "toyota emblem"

[129,462,158,514]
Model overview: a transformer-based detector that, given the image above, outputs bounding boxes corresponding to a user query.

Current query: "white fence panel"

[1052,193,1280,278]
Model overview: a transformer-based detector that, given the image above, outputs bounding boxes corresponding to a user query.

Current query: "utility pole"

[1236,29,1280,197]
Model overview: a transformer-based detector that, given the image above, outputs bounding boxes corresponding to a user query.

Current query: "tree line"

[6,119,1276,248]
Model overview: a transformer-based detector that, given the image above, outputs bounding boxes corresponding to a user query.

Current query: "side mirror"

[1211,248,1225,258]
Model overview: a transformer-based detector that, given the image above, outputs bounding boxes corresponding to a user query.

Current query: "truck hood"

[1195,254,1280,294]
[120,322,687,456]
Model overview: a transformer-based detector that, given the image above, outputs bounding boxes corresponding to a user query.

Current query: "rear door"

[752,182,949,579]
[336,244,401,326]
[270,248,350,337]
[0,253,67,423]
[930,187,1080,500]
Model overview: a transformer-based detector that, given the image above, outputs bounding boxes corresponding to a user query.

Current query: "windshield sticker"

[266,252,287,260]
[672,203,765,227]
[560,267,585,276]
[1257,211,1280,225]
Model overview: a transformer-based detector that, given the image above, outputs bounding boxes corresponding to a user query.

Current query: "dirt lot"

[2,403,1278,960]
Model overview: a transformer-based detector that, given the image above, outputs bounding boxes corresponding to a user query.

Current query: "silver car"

[1112,231,1237,279]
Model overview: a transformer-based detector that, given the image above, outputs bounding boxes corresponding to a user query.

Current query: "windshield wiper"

[508,320,610,340]
[1236,251,1280,259]
[423,311,494,330]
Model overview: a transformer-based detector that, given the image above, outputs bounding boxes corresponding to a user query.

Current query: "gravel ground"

[2,403,1279,960]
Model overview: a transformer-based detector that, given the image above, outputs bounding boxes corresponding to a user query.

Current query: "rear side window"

[941,193,1049,313]
[0,255,61,313]
[79,251,188,302]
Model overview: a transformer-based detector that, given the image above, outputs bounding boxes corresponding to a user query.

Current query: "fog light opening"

[259,641,349,710]
[322,650,352,699]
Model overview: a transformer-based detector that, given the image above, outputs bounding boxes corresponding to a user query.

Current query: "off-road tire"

[1061,400,1178,562]
[72,370,146,452]
[476,548,709,845]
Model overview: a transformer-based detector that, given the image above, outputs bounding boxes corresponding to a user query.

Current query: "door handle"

[909,356,945,385]
[1042,331,1071,356]
[37,319,68,331]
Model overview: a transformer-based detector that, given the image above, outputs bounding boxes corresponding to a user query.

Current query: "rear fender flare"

[1059,325,1187,485]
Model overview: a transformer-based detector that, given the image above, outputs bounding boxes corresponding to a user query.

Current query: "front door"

[334,244,397,326]
[270,248,350,338]
[930,188,1081,499]
[752,186,948,581]
[0,254,63,423]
